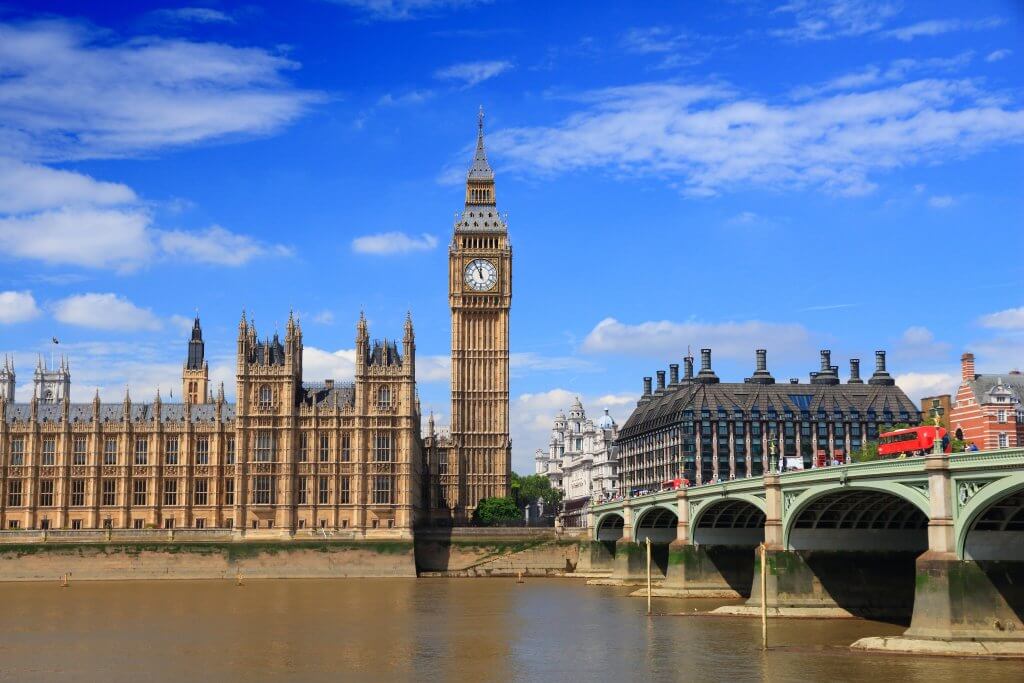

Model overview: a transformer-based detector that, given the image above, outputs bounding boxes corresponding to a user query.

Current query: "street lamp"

[768,432,778,474]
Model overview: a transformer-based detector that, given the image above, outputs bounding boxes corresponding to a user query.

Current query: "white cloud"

[302,346,357,382]
[490,79,1024,197]
[893,325,950,360]
[986,49,1012,63]
[52,293,163,332]
[884,17,1003,42]
[169,314,196,336]
[901,326,935,345]
[0,20,321,161]
[928,195,955,208]
[377,90,434,106]
[434,60,512,88]
[895,372,959,402]
[0,207,155,271]
[0,158,136,213]
[510,352,597,373]
[158,225,292,265]
[417,355,451,382]
[510,388,636,472]
[151,8,235,24]
[581,317,811,359]
[772,0,902,41]
[351,231,438,255]
[311,310,335,325]
[0,290,41,323]
[978,306,1024,330]
[329,0,491,21]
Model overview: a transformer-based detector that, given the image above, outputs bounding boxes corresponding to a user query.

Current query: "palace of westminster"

[0,110,512,536]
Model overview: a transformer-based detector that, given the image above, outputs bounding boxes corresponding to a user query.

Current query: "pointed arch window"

[377,386,391,409]
[258,384,272,408]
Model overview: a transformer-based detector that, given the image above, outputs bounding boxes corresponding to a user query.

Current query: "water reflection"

[0,578,1020,683]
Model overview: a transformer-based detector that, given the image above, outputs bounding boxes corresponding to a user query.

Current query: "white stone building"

[534,397,619,528]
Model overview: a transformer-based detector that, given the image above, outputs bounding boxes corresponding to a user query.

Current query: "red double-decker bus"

[878,426,950,458]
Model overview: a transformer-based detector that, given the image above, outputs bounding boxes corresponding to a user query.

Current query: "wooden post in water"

[759,542,767,650]
[646,537,652,616]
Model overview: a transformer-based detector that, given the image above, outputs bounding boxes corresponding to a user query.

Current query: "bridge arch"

[957,473,1024,561]
[634,505,678,544]
[783,483,929,551]
[690,495,766,546]
[594,512,625,542]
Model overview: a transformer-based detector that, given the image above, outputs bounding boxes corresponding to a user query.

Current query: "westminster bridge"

[586,448,1024,645]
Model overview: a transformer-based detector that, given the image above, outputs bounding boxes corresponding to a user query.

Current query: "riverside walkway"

[587,448,1024,654]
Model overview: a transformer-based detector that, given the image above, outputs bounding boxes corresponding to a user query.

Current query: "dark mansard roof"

[300,382,356,408]
[4,402,236,424]
[965,373,1024,404]
[619,381,920,439]
[367,341,402,367]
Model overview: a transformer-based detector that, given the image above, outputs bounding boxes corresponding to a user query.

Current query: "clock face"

[464,258,497,291]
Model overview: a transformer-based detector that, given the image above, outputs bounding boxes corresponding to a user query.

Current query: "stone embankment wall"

[414,528,582,576]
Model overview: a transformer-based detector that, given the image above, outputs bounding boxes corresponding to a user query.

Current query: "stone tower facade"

[33,356,70,404]
[446,107,512,521]
[182,316,209,404]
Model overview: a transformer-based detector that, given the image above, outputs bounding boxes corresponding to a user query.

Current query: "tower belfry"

[182,316,209,404]
[447,107,513,521]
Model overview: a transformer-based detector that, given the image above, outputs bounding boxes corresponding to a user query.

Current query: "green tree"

[850,440,879,463]
[474,497,521,526]
[510,472,562,507]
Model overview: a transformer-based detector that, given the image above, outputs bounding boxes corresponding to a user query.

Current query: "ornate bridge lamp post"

[768,432,779,475]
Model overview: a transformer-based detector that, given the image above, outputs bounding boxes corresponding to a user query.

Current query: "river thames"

[1,578,1020,682]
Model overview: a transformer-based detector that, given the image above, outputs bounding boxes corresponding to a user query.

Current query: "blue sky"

[0,0,1022,472]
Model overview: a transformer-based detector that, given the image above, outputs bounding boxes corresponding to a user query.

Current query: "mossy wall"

[0,541,417,581]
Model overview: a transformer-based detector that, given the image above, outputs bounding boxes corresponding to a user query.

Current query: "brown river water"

[1,578,1019,682]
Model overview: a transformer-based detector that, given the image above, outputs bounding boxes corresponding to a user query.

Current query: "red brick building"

[949,353,1024,450]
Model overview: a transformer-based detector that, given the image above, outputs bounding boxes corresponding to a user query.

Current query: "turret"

[0,355,15,403]
[183,315,209,404]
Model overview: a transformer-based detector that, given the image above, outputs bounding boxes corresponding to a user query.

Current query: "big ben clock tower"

[449,107,512,521]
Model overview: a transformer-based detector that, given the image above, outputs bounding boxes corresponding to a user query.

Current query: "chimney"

[868,350,895,386]
[849,358,863,383]
[683,356,694,380]
[669,364,679,386]
[820,349,831,372]
[656,370,666,391]
[812,350,840,385]
[789,378,799,384]
[696,348,719,383]
[961,352,976,383]
[643,376,652,396]
[325,379,334,389]
[748,349,775,384]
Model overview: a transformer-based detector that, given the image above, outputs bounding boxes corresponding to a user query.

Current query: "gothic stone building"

[0,313,423,537]
[425,108,512,525]
[949,352,1024,449]
[617,348,921,494]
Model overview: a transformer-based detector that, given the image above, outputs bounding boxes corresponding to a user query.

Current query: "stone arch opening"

[786,489,928,623]
[635,507,677,576]
[691,499,765,597]
[963,486,1024,561]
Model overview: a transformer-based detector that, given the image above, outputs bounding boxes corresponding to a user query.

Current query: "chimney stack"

[848,358,863,383]
[748,348,775,384]
[812,350,840,385]
[868,350,895,385]
[683,356,694,380]
[643,376,652,396]
[820,349,831,372]
[961,352,976,383]
[696,348,719,383]
[669,364,679,386]
[656,370,666,391]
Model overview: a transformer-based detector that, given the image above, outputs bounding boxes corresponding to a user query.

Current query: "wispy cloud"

[434,60,512,88]
[927,195,955,208]
[489,79,1024,197]
[771,0,901,41]
[0,19,322,161]
[581,317,812,360]
[883,16,1003,42]
[149,7,236,24]
[351,231,438,255]
[158,226,292,266]
[377,90,435,106]
[329,0,492,22]
[986,49,1012,63]
[978,306,1024,330]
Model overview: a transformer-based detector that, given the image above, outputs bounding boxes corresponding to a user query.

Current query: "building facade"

[0,313,423,537]
[949,352,1024,449]
[617,348,921,494]
[427,108,512,524]
[534,397,619,528]
[921,394,953,431]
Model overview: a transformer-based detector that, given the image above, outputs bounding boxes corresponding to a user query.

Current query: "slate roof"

[4,402,236,424]
[455,205,506,233]
[301,382,356,409]
[619,380,920,439]
[967,373,1024,403]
